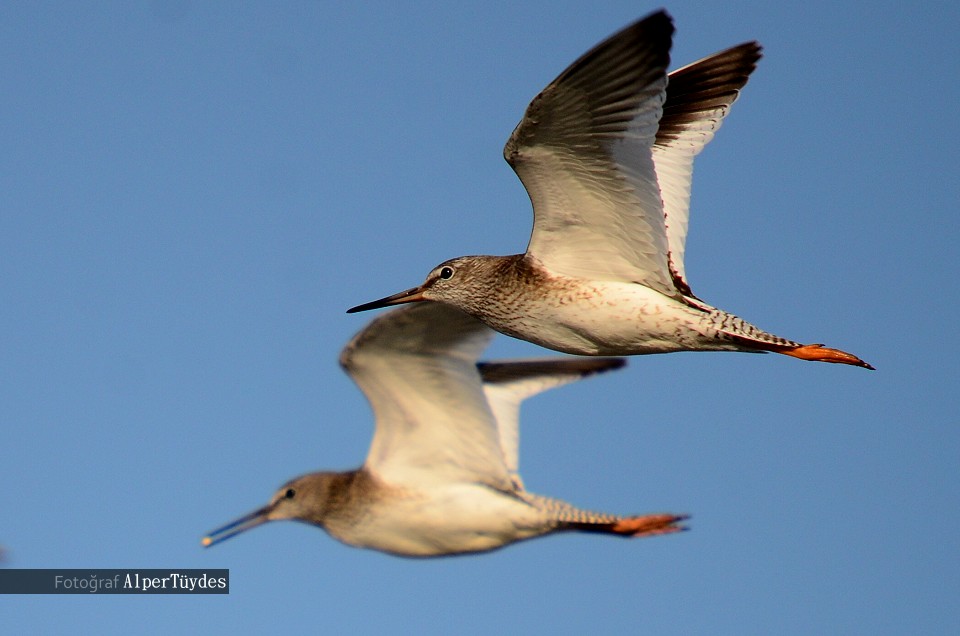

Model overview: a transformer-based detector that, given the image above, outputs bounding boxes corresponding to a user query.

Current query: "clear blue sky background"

[3,1,957,633]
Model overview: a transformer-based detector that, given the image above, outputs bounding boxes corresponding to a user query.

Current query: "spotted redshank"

[203,303,685,557]
[348,11,873,370]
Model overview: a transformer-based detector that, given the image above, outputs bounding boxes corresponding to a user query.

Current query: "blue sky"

[2,1,958,633]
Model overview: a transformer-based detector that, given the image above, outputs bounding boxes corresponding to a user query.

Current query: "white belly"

[325,484,546,557]
[484,280,715,356]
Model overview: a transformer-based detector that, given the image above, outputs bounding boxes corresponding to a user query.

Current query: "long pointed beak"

[347,285,427,313]
[202,504,272,548]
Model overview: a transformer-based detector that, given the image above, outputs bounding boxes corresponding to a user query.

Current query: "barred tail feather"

[525,493,689,538]
[700,307,874,369]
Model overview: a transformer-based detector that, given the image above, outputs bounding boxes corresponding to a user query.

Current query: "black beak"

[347,285,428,313]
[202,504,272,548]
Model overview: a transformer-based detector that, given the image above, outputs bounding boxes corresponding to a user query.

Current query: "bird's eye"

[439,266,454,280]
[284,488,296,499]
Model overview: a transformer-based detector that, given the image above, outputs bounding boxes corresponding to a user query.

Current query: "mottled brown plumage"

[348,10,872,370]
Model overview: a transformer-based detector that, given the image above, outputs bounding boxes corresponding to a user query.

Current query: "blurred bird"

[203,303,685,557]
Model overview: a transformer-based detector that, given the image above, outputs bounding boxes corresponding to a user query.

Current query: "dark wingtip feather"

[477,357,627,384]
[656,41,763,144]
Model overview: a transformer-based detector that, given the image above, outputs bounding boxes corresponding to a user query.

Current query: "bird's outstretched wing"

[654,41,762,294]
[340,303,512,489]
[505,10,676,293]
[506,10,760,299]
[479,358,625,486]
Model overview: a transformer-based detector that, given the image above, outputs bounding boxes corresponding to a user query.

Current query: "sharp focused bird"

[348,10,872,370]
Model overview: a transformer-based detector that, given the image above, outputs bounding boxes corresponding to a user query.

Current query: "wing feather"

[479,358,625,481]
[504,10,677,292]
[654,42,762,293]
[340,304,511,489]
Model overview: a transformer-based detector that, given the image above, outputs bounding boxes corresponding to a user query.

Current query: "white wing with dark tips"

[505,9,760,298]
[654,42,762,293]
[479,358,626,484]
[505,11,676,294]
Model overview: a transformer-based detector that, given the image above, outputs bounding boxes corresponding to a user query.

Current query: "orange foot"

[611,513,689,538]
[780,344,875,370]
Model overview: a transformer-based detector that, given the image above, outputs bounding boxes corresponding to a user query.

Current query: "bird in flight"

[203,303,686,557]
[348,10,872,370]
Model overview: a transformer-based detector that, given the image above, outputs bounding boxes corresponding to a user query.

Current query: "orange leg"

[611,513,689,538]
[779,344,875,370]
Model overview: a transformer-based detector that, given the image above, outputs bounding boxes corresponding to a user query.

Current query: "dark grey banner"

[0,569,229,594]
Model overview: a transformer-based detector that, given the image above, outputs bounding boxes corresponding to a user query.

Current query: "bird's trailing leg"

[533,493,689,539]
[779,343,875,370]
[610,513,690,538]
